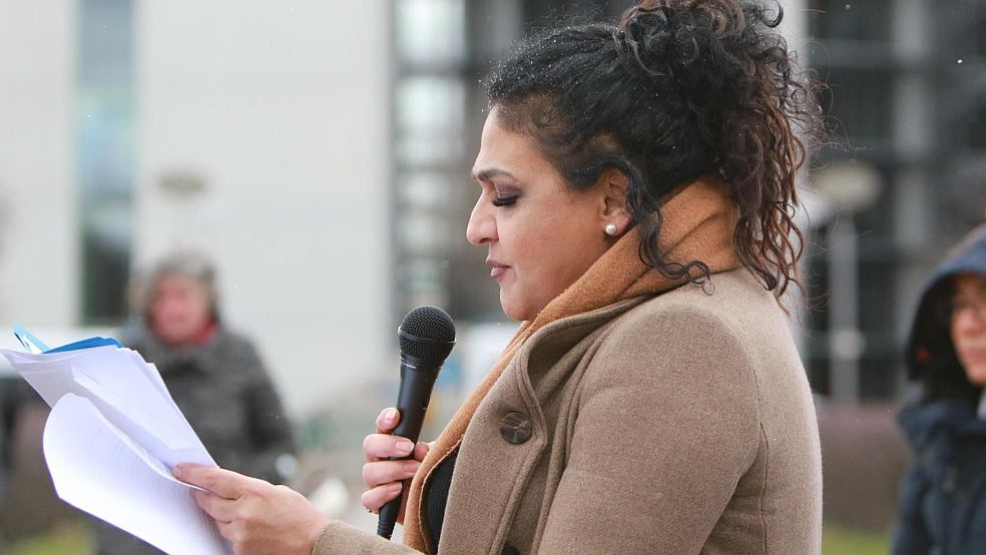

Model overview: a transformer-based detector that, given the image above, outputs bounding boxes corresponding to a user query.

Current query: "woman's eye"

[492,194,518,207]
[950,298,984,320]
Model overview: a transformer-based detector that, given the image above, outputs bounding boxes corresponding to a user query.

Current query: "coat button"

[500,412,532,444]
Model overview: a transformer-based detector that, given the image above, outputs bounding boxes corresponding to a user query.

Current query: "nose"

[466,194,496,246]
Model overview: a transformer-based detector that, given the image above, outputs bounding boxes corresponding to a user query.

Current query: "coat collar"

[436,295,653,553]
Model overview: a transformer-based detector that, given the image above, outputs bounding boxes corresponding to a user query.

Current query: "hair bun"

[623,5,670,40]
[618,0,763,82]
[618,2,690,77]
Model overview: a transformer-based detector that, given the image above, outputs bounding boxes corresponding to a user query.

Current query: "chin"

[499,303,529,322]
[499,293,533,322]
[966,364,986,387]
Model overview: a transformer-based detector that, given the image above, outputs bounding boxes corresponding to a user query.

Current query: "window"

[78,0,135,324]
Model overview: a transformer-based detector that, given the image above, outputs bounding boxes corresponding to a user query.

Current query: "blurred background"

[0,0,983,553]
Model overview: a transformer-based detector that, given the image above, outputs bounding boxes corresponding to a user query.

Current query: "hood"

[906,224,986,398]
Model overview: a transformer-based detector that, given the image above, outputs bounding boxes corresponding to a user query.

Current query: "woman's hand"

[173,464,329,555]
[361,407,430,519]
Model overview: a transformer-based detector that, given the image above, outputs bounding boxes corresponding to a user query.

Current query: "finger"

[190,489,237,523]
[362,460,420,488]
[174,464,263,499]
[413,441,430,463]
[375,408,400,434]
[361,482,403,512]
[215,519,241,546]
[363,434,416,462]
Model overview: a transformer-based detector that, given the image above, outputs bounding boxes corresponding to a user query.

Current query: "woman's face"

[466,110,624,321]
[950,273,986,385]
[149,274,213,345]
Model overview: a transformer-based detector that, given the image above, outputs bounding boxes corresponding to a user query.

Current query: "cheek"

[514,221,599,296]
[965,363,986,386]
[510,220,566,281]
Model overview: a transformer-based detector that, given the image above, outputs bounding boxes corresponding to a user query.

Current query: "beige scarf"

[403,177,741,552]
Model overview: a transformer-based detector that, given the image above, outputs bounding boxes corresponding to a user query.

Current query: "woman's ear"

[597,167,632,236]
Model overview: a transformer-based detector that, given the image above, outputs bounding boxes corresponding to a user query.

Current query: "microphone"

[377,306,456,540]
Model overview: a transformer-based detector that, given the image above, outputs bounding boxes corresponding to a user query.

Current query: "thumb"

[174,464,258,499]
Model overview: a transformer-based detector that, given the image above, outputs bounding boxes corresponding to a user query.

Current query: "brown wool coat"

[313,268,822,554]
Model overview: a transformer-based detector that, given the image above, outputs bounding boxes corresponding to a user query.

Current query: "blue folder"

[13,324,123,354]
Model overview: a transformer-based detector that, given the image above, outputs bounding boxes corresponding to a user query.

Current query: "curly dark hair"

[483,0,822,297]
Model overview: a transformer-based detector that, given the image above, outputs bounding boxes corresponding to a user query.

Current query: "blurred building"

[803,0,986,402]
[392,0,801,315]
[393,0,986,408]
[390,0,806,376]
[0,0,391,416]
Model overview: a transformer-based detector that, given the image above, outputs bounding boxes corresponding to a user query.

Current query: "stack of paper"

[1,326,231,555]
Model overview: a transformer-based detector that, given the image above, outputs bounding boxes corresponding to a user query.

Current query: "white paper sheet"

[0,347,214,467]
[1,336,229,554]
[44,394,231,555]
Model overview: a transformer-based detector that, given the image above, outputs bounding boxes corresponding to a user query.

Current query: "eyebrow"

[472,168,516,182]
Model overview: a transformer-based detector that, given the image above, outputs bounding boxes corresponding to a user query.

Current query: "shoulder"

[208,329,272,378]
[585,268,801,406]
[574,271,766,459]
[587,270,774,395]
[122,326,155,351]
[605,268,784,357]
[214,329,262,356]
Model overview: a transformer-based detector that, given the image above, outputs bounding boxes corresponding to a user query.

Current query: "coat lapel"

[437,298,647,553]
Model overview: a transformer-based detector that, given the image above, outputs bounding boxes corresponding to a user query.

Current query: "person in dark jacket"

[894,224,986,554]
[94,251,297,555]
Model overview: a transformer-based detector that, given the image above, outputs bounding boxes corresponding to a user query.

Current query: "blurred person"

[174,1,824,553]
[93,251,297,555]
[893,225,986,554]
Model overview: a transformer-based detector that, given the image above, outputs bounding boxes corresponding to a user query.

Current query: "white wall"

[0,1,80,327]
[133,1,391,416]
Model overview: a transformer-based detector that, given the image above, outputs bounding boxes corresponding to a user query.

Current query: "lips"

[486,258,510,281]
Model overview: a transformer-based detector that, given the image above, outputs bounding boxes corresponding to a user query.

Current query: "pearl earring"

[605,223,618,236]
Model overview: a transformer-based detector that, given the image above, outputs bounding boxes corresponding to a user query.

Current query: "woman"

[96,252,297,555]
[176,1,823,552]
[893,225,986,554]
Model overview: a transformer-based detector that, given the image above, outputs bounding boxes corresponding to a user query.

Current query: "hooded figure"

[893,225,986,554]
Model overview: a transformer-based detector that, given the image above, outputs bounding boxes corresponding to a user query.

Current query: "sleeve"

[536,307,762,553]
[311,521,422,555]
[238,341,298,484]
[890,462,932,555]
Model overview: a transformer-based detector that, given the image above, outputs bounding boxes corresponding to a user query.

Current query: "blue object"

[13,324,50,352]
[13,324,122,354]
[46,336,123,353]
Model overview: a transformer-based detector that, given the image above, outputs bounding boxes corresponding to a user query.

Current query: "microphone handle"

[377,357,440,540]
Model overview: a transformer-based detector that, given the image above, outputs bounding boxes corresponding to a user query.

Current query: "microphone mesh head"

[399,306,456,362]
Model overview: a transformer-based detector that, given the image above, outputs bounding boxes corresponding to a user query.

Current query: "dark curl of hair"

[484,0,822,297]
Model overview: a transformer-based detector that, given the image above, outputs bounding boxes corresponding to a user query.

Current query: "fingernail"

[396,440,414,454]
[385,408,398,422]
[403,461,420,473]
[172,466,183,479]
[389,483,403,495]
